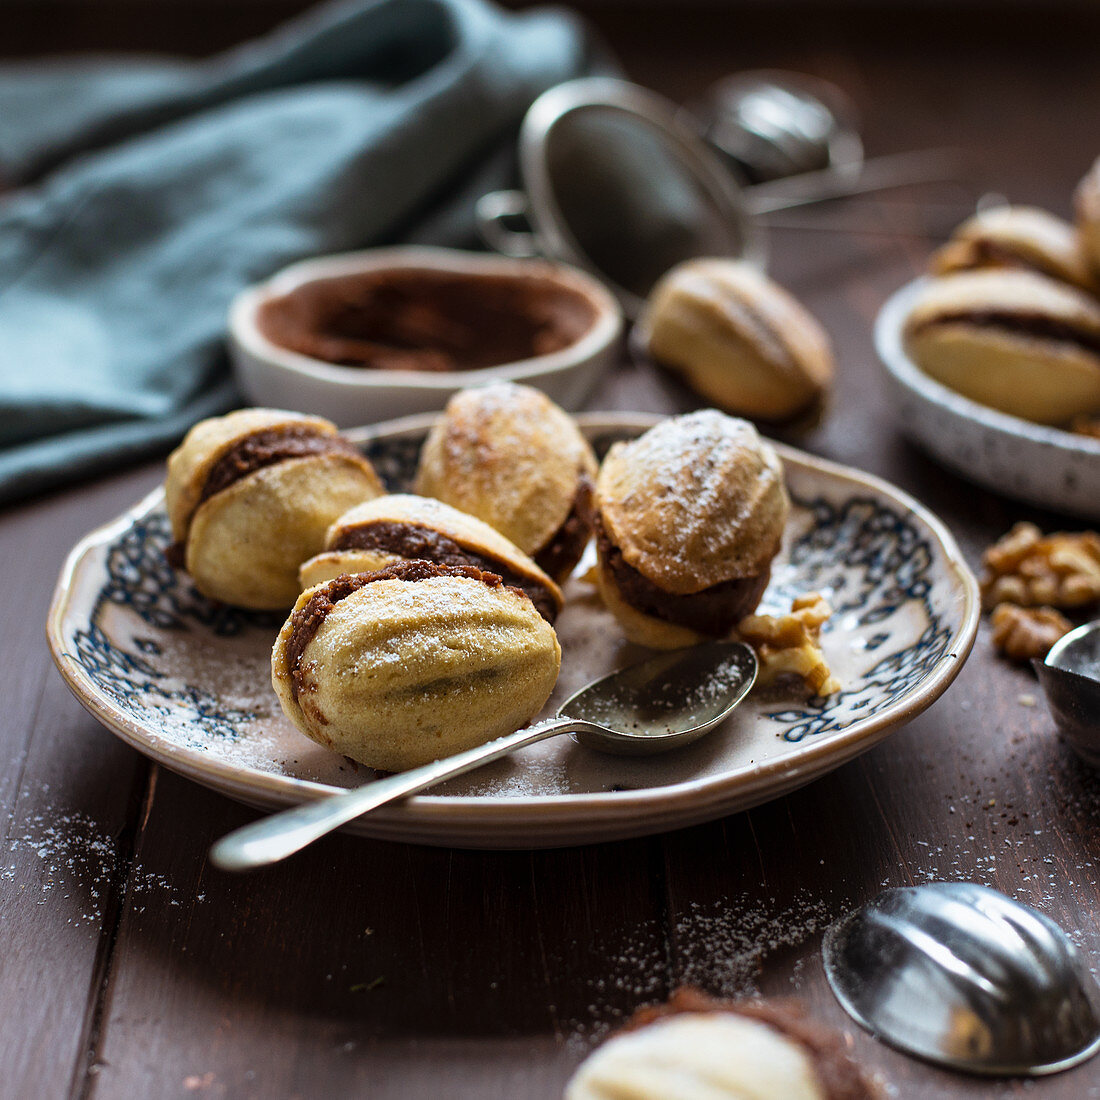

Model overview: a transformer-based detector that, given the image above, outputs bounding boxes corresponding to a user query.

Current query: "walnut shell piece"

[640,259,834,422]
[271,560,561,772]
[414,381,597,581]
[990,603,1073,663]
[164,408,383,609]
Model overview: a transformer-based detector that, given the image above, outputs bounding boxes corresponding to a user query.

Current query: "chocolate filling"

[912,310,1100,358]
[255,267,598,372]
[623,988,875,1100]
[534,474,594,582]
[595,516,769,636]
[966,239,1067,280]
[168,427,366,568]
[330,521,559,624]
[284,559,524,702]
[199,426,365,506]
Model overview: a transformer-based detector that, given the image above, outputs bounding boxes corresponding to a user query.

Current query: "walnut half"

[990,603,1073,662]
[980,522,1100,610]
[737,593,841,696]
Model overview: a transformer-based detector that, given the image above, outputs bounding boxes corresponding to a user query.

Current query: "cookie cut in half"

[566,987,878,1100]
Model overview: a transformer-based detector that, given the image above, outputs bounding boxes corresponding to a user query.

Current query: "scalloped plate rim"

[47,412,980,845]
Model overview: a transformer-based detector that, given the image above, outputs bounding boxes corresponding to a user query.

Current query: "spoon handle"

[208,718,584,872]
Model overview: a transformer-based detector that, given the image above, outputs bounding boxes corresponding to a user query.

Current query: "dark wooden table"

[4,7,1100,1097]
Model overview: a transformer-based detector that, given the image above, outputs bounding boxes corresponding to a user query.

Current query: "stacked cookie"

[900,164,1100,430]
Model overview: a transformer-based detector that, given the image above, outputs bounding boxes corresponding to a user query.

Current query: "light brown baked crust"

[297,493,563,621]
[1075,157,1100,281]
[413,382,597,566]
[164,409,383,609]
[901,270,1100,424]
[640,259,834,422]
[271,560,561,771]
[596,411,788,595]
[931,205,1097,291]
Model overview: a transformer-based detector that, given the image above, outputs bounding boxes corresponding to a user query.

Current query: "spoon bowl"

[565,641,758,755]
[824,882,1100,1076]
[1034,620,1100,765]
[210,641,757,871]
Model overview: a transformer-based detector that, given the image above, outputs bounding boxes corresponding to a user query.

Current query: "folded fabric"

[0,0,602,506]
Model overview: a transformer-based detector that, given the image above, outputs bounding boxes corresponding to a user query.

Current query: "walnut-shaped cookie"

[901,270,1100,425]
[414,382,597,582]
[298,494,562,622]
[930,205,1097,293]
[1075,157,1100,282]
[594,410,789,649]
[566,987,878,1100]
[639,259,834,423]
[272,560,561,771]
[165,408,383,609]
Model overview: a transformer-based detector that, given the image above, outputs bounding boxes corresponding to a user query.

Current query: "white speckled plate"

[876,277,1100,521]
[47,413,979,849]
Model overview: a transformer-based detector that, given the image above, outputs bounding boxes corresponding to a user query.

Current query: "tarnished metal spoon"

[824,882,1100,1076]
[210,641,757,872]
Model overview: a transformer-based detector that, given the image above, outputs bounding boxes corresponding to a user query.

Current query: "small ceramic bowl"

[875,277,1100,521]
[228,246,623,426]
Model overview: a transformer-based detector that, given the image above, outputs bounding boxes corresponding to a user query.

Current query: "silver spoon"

[824,882,1100,1076]
[209,641,757,872]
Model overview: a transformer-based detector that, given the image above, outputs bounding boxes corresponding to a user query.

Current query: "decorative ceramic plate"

[876,277,1100,521]
[48,413,979,849]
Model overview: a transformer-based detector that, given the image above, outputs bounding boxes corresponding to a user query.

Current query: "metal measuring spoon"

[1034,620,1100,766]
[210,641,757,872]
[824,882,1100,1076]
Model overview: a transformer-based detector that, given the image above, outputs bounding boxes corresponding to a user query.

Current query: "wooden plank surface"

[3,7,1100,1098]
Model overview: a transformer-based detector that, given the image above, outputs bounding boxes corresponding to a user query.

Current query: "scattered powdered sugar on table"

[672,891,838,995]
[560,887,844,1048]
[4,794,199,925]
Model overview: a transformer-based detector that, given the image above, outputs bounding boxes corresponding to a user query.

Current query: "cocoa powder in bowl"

[256,267,600,372]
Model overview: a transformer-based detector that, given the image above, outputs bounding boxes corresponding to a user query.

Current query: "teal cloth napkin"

[0,0,599,505]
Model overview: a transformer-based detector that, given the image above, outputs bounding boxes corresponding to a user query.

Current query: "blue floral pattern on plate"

[48,414,978,847]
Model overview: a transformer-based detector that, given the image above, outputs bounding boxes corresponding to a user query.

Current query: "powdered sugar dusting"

[4,794,202,925]
[561,888,844,1048]
[598,411,788,587]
